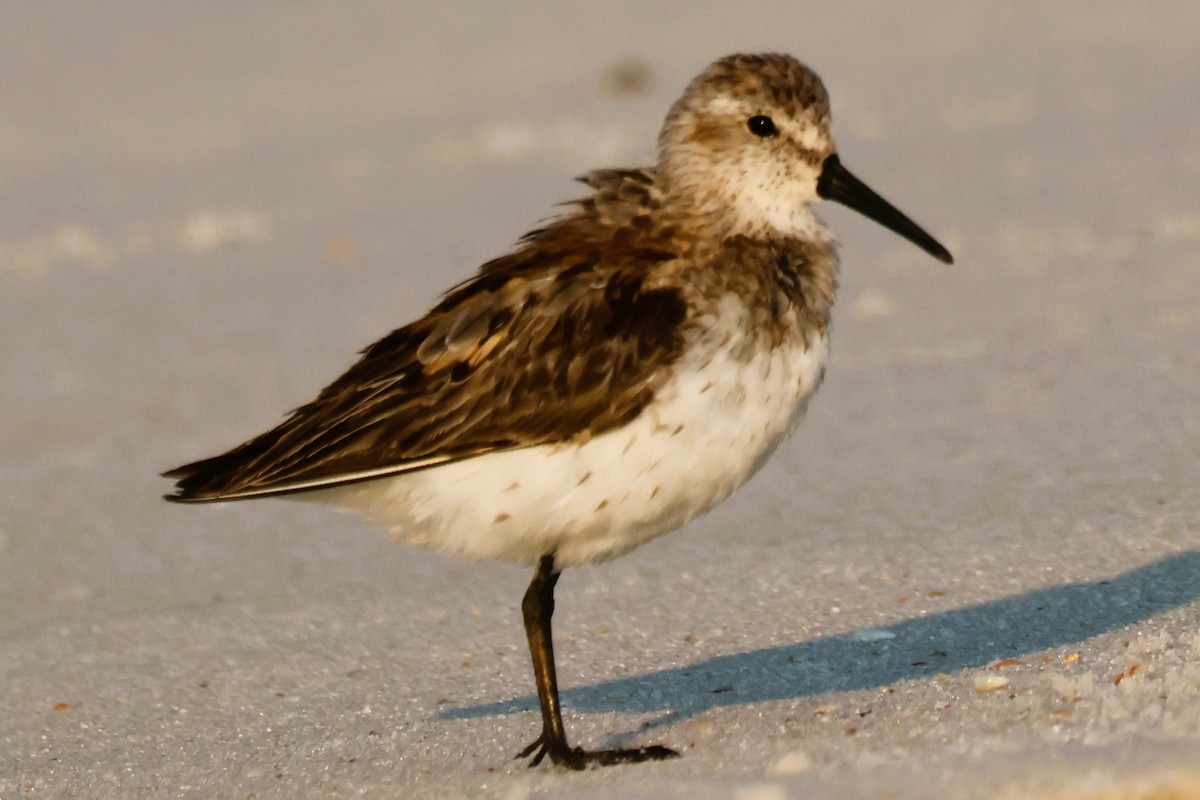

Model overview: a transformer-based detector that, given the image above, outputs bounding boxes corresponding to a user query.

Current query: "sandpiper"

[164,53,952,769]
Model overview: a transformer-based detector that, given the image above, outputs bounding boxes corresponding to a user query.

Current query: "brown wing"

[164,214,686,501]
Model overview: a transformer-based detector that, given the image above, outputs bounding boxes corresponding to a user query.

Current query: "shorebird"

[164,53,952,769]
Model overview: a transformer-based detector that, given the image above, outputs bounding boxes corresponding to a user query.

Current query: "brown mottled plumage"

[166,170,690,498]
[164,53,951,769]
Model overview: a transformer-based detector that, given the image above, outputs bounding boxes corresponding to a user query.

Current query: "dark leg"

[515,554,679,769]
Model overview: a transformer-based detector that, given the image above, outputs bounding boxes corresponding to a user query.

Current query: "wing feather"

[165,177,687,502]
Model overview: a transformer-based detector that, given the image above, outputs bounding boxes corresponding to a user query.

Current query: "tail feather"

[161,433,281,502]
[163,435,456,503]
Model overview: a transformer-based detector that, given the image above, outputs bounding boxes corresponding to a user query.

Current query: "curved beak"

[816,154,953,264]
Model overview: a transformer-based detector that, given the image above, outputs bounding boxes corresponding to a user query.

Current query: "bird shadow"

[440,550,1200,739]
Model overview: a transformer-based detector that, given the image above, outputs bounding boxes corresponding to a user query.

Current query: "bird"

[163,52,953,770]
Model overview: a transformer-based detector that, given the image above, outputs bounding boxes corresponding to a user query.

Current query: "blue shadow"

[441,550,1200,731]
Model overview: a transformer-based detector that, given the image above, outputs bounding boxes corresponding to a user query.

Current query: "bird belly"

[308,310,829,568]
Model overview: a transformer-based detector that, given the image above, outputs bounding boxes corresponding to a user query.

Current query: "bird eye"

[747,115,778,138]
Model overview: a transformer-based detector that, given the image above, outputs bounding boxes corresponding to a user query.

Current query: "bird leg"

[515,554,679,769]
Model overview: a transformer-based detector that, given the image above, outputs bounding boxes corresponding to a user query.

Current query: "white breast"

[307,295,829,568]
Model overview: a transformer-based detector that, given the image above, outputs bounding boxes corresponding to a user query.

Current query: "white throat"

[732,189,830,240]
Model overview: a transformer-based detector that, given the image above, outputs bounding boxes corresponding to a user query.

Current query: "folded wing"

[164,230,686,501]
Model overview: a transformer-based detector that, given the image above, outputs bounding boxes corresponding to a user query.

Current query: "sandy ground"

[2,3,1199,798]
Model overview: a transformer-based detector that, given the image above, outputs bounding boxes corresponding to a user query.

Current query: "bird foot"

[516,734,679,769]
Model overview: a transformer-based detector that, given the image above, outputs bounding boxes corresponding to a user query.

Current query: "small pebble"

[849,628,896,642]
[973,674,1010,692]
[768,749,813,776]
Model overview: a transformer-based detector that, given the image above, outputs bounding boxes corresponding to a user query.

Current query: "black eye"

[747,115,778,138]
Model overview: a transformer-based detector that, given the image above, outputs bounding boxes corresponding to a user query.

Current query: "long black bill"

[816,154,953,264]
